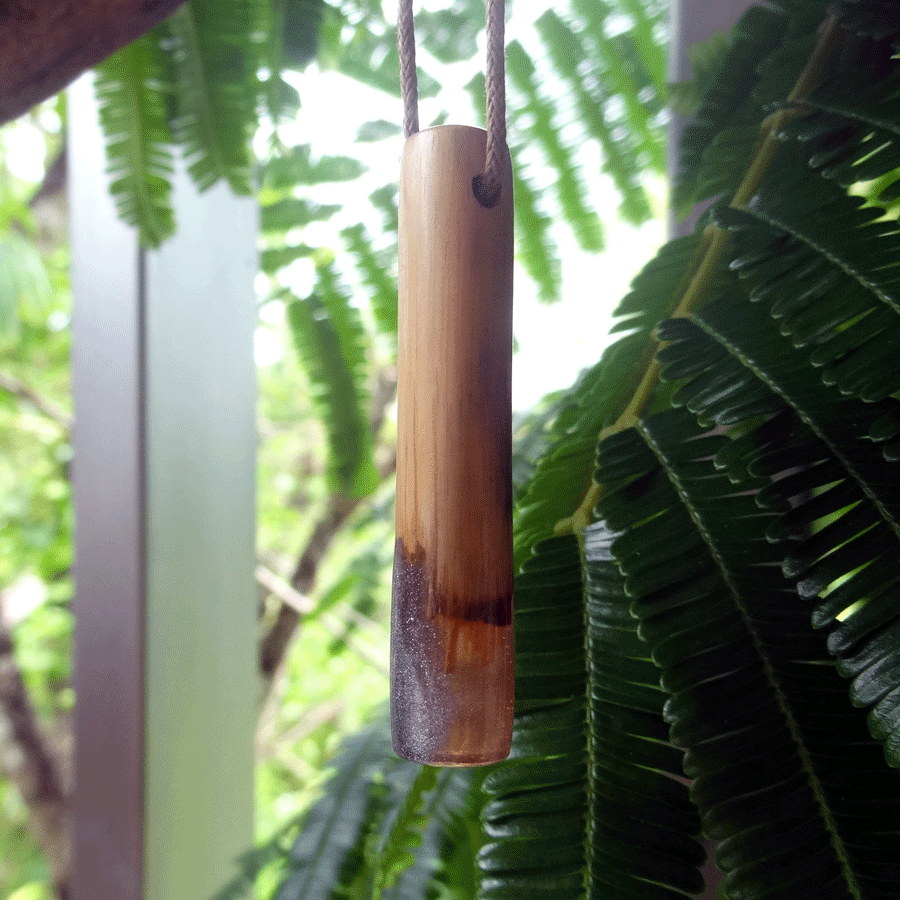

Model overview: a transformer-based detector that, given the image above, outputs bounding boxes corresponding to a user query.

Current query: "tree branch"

[256,539,388,684]
[0,597,70,899]
[0,370,72,431]
[257,372,398,704]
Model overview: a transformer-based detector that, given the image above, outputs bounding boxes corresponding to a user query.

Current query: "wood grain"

[391,125,514,765]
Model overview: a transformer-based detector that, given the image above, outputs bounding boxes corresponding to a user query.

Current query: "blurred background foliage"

[0,0,667,896]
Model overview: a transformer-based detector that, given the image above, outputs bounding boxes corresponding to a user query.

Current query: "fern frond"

[477,534,588,900]
[286,266,377,498]
[655,295,900,770]
[617,0,667,98]
[512,232,731,566]
[164,0,263,194]
[95,36,176,247]
[341,224,397,340]
[261,198,342,233]
[465,71,562,303]
[275,723,414,900]
[571,0,665,171]
[583,524,704,900]
[264,146,367,192]
[771,18,900,201]
[673,4,815,212]
[370,765,439,899]
[598,408,900,898]
[507,40,604,254]
[510,163,560,305]
[535,10,652,225]
[716,162,900,403]
[260,243,317,275]
[384,770,482,900]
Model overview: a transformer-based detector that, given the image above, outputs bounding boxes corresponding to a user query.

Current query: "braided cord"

[397,0,506,205]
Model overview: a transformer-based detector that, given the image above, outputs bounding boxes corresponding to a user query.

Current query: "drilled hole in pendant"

[472,174,500,208]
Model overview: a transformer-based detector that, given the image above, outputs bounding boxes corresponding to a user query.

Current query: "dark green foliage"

[264,3,900,898]
[673,5,785,211]
[477,535,587,900]
[656,293,900,770]
[281,0,325,68]
[583,524,704,900]
[715,162,900,403]
[163,1,266,193]
[598,410,900,898]
[673,0,835,213]
[512,231,733,568]
[274,724,412,900]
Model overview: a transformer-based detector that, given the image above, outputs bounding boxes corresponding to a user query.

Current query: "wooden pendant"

[391,125,514,766]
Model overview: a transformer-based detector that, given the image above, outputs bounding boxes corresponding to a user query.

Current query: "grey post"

[69,73,257,900]
[669,0,755,236]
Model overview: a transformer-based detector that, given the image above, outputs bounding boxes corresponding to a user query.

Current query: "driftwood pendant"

[391,125,514,766]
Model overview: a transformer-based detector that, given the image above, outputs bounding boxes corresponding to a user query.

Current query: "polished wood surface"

[392,125,514,765]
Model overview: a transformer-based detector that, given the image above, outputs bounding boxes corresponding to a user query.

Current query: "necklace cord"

[398,0,419,138]
[397,0,506,206]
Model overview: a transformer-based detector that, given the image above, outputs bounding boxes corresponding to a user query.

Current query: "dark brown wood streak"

[391,539,513,765]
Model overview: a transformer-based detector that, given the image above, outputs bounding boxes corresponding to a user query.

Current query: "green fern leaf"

[617,0,667,98]
[260,243,317,275]
[341,223,397,340]
[583,523,704,900]
[164,1,263,194]
[510,164,561,305]
[370,765,439,899]
[477,534,588,900]
[264,146,367,191]
[673,5,788,211]
[261,197,342,233]
[383,770,482,900]
[275,723,414,900]
[286,266,377,498]
[466,71,561,303]
[95,36,176,247]
[535,10,652,225]
[655,294,900,770]
[512,232,730,567]
[507,40,604,254]
[718,161,900,403]
[570,0,665,172]
[598,407,900,898]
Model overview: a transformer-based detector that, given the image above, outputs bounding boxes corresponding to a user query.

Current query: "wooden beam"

[0,0,187,124]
